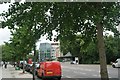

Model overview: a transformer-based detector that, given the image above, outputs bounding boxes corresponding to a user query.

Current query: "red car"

[37,61,62,80]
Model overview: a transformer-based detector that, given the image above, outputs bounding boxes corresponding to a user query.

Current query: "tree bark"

[96,22,109,80]
[33,43,36,80]
[23,54,25,73]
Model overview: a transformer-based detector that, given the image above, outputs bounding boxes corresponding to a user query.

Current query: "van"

[112,58,120,68]
[37,61,62,80]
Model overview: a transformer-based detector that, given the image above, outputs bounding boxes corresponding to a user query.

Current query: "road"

[61,62,119,79]
[1,63,120,80]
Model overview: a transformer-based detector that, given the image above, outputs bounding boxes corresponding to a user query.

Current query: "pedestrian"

[14,62,16,67]
[4,62,7,68]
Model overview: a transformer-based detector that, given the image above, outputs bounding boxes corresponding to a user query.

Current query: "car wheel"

[112,65,115,68]
[58,77,61,80]
[37,74,40,78]
[41,73,46,80]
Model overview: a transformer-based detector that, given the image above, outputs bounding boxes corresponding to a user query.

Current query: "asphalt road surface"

[61,62,119,79]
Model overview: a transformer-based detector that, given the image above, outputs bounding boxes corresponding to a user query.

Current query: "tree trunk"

[23,54,25,73]
[96,22,109,80]
[33,43,36,80]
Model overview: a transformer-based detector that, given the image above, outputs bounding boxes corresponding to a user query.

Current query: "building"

[51,42,61,60]
[39,43,52,61]
[55,47,62,57]
[39,42,62,61]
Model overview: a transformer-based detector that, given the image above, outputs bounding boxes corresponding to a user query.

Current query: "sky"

[0,3,11,45]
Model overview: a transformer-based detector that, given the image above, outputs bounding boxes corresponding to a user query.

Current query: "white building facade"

[51,42,61,60]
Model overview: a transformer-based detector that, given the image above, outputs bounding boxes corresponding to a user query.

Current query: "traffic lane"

[62,64,100,78]
[62,66,100,78]
[61,63,118,78]
[107,65,118,78]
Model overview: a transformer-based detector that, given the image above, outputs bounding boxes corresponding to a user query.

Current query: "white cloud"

[0,3,11,45]
[0,28,11,45]
[0,3,10,13]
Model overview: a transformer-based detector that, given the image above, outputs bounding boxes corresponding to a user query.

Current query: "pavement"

[1,64,33,79]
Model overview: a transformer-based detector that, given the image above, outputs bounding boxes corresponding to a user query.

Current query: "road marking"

[66,76,71,78]
[63,69,70,71]
[73,71,86,75]
[84,69,93,71]
[72,68,76,70]
[81,72,86,74]
[73,71,78,73]
[93,75,98,77]
[88,69,93,71]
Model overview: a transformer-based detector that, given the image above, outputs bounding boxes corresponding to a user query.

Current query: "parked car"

[37,61,62,80]
[70,61,76,64]
[25,64,33,72]
[19,61,27,69]
[112,58,120,68]
[30,63,40,74]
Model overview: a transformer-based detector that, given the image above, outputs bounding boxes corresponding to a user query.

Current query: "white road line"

[63,69,70,71]
[84,69,93,71]
[73,71,87,75]
[81,72,86,74]
[87,69,92,71]
[93,75,98,77]
[66,76,71,78]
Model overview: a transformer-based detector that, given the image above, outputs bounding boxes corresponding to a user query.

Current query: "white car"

[112,58,120,68]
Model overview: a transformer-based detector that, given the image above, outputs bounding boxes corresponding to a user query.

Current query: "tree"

[1,44,12,61]
[49,3,120,80]
[105,35,120,63]
[1,2,120,80]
